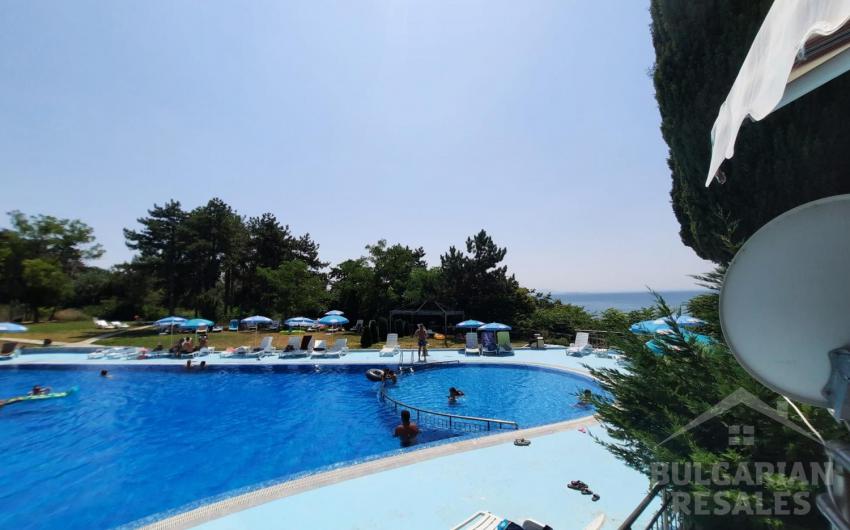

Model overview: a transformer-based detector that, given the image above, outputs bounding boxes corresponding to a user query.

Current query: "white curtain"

[706,0,850,186]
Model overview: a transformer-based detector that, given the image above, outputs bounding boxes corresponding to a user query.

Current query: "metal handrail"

[619,484,688,530]
[379,386,519,431]
[619,483,665,530]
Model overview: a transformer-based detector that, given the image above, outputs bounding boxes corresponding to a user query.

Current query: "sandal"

[581,488,594,496]
[513,438,531,447]
[592,494,600,502]
[567,481,587,490]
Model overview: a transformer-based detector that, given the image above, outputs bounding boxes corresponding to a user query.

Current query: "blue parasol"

[477,322,512,331]
[0,322,28,333]
[317,315,349,326]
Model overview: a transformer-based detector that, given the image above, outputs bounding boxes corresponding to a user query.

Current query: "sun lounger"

[279,335,314,358]
[350,319,364,333]
[379,333,400,357]
[0,342,19,360]
[496,331,514,355]
[278,336,305,358]
[567,332,593,356]
[249,336,276,358]
[464,332,480,355]
[110,321,129,329]
[311,338,347,358]
[93,318,115,330]
[329,338,348,356]
[480,331,498,355]
[452,511,552,530]
[228,319,239,332]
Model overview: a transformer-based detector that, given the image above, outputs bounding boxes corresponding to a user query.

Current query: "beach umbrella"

[241,315,273,325]
[324,310,345,316]
[456,319,485,329]
[181,318,213,330]
[317,315,349,327]
[477,322,512,331]
[0,322,28,333]
[285,317,317,328]
[155,316,187,326]
[675,315,706,327]
[629,316,705,334]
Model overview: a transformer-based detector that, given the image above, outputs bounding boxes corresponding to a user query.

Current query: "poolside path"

[185,420,650,530]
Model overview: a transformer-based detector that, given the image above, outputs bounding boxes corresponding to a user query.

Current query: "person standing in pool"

[414,323,428,362]
[393,409,419,446]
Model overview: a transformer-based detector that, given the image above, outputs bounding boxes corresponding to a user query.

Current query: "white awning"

[706,0,850,186]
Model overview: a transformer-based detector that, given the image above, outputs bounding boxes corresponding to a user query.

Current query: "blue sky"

[0,1,711,292]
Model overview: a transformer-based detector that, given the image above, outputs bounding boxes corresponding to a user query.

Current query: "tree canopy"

[651,0,850,263]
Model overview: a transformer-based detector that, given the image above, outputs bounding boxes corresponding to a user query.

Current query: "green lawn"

[2,320,524,350]
[1,320,109,343]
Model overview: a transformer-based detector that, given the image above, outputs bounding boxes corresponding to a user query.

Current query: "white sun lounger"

[312,338,347,358]
[464,332,480,355]
[278,336,305,358]
[279,335,314,358]
[251,336,276,357]
[93,318,115,330]
[379,333,400,357]
[567,332,592,356]
[452,511,551,530]
[110,321,129,329]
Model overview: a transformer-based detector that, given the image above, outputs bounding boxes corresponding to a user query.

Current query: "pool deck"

[4,348,656,529]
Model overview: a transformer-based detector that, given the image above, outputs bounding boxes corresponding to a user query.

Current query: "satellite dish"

[721,194,850,409]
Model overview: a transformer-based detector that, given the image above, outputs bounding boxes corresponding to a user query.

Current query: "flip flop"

[581,488,594,496]
[592,494,600,502]
[568,480,588,490]
[514,438,531,447]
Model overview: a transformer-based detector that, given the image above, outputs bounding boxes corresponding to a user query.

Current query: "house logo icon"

[658,388,821,447]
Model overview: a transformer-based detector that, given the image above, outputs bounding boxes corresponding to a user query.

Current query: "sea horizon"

[551,289,707,313]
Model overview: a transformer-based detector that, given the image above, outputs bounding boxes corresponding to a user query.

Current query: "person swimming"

[29,385,50,395]
[100,369,111,378]
[381,368,397,384]
[448,387,465,402]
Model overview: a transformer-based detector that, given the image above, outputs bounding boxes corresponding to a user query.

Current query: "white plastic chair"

[567,332,592,356]
[379,333,400,357]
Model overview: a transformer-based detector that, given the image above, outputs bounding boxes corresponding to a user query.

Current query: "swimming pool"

[0,363,597,529]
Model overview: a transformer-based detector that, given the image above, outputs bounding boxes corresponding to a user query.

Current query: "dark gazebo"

[388,300,464,338]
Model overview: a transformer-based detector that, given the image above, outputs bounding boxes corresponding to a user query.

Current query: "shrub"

[360,321,373,348]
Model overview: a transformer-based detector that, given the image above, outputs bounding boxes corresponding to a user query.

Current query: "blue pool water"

[0,363,596,529]
[387,364,600,427]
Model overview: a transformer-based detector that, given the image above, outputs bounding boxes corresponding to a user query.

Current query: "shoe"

[568,480,588,490]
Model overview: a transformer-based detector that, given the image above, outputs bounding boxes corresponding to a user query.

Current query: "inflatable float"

[0,387,78,408]
[365,368,385,382]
